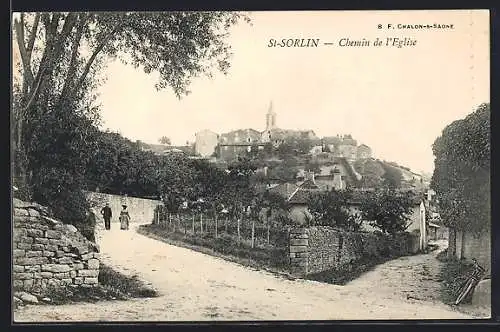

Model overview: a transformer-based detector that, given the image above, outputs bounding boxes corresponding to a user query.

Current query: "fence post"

[169,213,172,231]
[237,217,241,244]
[267,223,270,245]
[251,219,255,248]
[215,213,218,239]
[192,213,195,234]
[225,217,228,233]
[200,213,203,235]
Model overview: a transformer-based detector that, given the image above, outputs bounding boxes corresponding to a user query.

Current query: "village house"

[194,129,219,157]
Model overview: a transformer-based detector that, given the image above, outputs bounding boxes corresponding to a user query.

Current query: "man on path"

[101,203,112,230]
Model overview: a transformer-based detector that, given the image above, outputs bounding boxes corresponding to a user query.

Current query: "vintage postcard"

[11,9,490,322]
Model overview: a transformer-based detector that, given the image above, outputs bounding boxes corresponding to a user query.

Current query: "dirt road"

[14,224,477,322]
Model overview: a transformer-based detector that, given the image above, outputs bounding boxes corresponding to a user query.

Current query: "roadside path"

[14,224,476,321]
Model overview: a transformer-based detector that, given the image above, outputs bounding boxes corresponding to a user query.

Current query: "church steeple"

[266,101,276,131]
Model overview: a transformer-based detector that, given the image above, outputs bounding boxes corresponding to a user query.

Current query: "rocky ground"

[13,223,488,322]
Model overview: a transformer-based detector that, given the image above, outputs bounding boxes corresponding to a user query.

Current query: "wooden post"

[225,217,228,233]
[251,219,255,248]
[168,213,172,231]
[200,213,203,235]
[192,213,195,234]
[237,217,241,244]
[176,213,180,233]
[215,213,218,239]
[267,223,270,245]
[184,214,187,235]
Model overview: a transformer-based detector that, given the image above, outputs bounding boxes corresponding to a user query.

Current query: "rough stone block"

[49,239,63,245]
[27,208,40,217]
[13,229,28,237]
[45,244,58,251]
[84,277,98,284]
[48,278,61,287]
[74,277,83,285]
[13,249,26,258]
[290,238,308,246]
[37,272,53,278]
[73,263,84,270]
[13,280,24,289]
[27,229,44,237]
[13,265,24,273]
[290,245,308,253]
[35,238,49,245]
[56,250,65,257]
[26,250,43,258]
[61,278,73,285]
[41,264,71,273]
[25,265,41,272]
[14,208,29,216]
[62,246,70,253]
[70,270,77,278]
[81,253,93,260]
[54,272,71,279]
[18,236,34,244]
[57,257,73,264]
[16,257,48,265]
[92,252,100,259]
[43,251,55,257]
[17,243,32,250]
[289,253,296,258]
[14,272,34,280]
[31,244,45,251]
[87,259,99,269]
[45,230,61,239]
[78,269,99,277]
[23,279,34,289]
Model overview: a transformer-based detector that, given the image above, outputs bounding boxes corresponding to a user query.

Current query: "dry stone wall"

[85,191,161,227]
[13,198,100,296]
[289,226,420,277]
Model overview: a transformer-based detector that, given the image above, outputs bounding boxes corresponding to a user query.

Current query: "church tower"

[265,101,277,131]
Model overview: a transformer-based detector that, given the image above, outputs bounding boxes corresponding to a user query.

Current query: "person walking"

[101,203,113,230]
[119,205,131,230]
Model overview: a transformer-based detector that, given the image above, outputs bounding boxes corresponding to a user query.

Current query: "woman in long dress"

[119,205,131,230]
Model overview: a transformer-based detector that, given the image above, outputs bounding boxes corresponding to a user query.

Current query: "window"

[247,137,251,143]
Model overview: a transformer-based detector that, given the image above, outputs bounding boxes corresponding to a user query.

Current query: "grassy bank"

[34,263,159,305]
[305,256,389,285]
[436,249,474,304]
[138,224,292,278]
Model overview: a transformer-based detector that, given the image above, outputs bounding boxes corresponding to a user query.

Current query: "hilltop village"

[139,102,427,195]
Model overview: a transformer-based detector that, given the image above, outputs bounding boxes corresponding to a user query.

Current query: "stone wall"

[455,229,491,275]
[289,226,420,277]
[13,199,100,295]
[85,191,162,226]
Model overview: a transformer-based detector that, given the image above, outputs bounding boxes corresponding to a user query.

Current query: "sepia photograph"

[11,9,490,322]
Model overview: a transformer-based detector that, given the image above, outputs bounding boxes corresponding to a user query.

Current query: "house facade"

[195,129,219,157]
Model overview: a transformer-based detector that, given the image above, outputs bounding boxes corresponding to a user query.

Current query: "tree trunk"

[448,227,457,259]
[460,230,466,260]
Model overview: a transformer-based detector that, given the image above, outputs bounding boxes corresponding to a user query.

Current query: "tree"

[431,103,490,257]
[12,11,250,197]
[158,136,171,145]
[359,189,415,235]
[380,163,403,189]
[307,188,359,230]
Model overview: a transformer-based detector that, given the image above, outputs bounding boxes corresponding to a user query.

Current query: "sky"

[21,10,490,175]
